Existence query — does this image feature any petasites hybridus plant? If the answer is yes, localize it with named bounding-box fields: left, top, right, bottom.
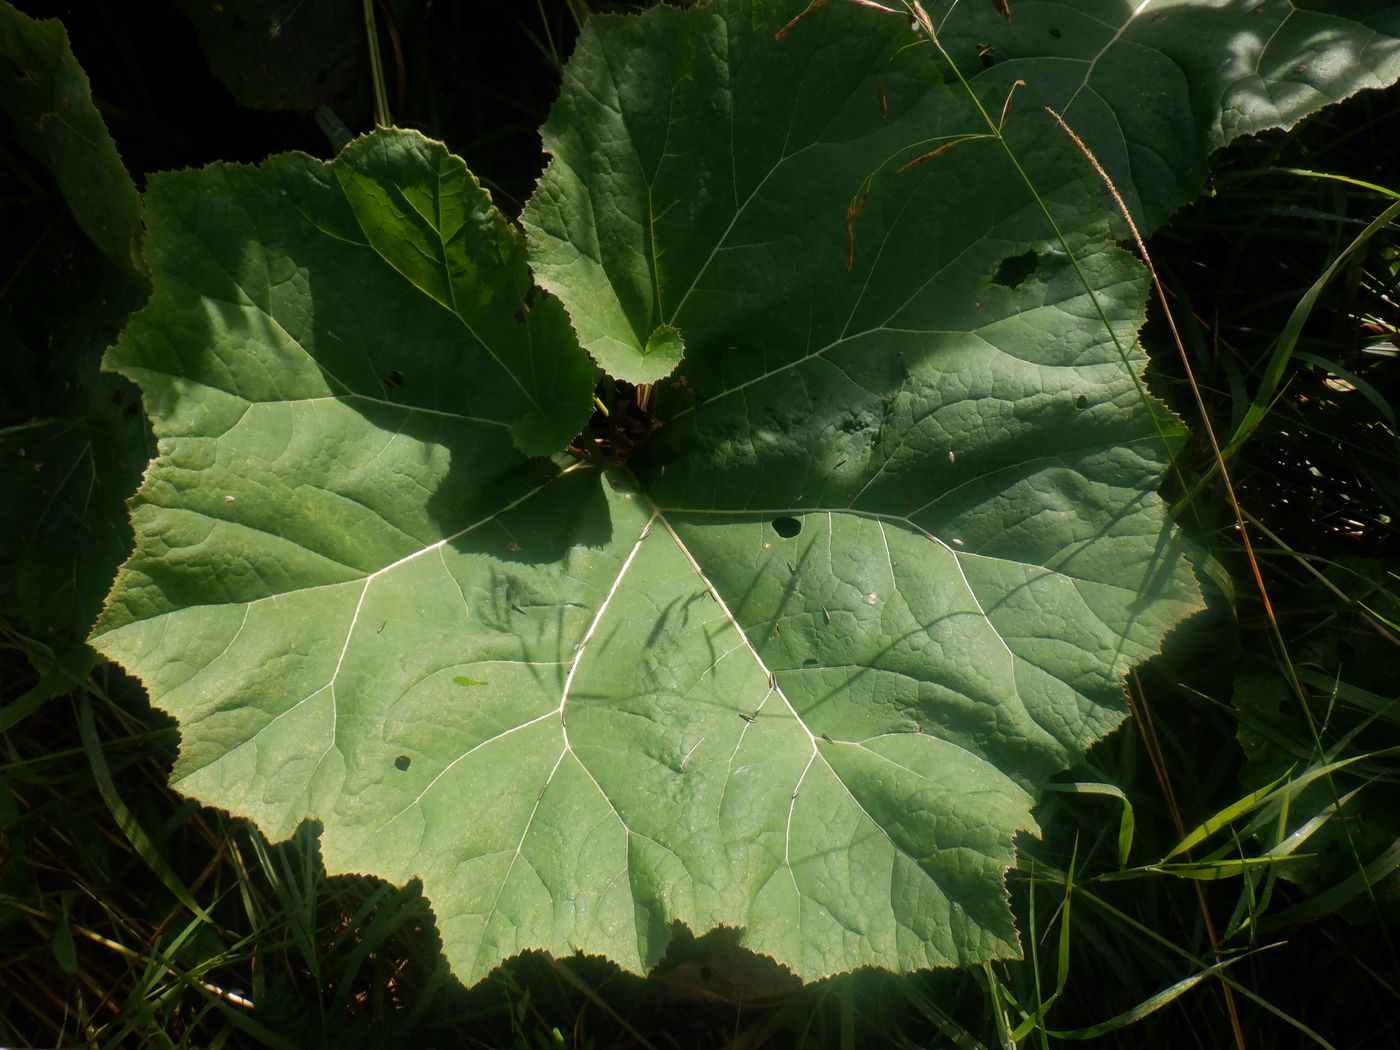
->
left=91, top=0, right=1400, bottom=986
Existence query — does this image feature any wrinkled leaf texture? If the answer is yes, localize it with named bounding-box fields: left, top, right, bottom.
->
left=92, top=0, right=1400, bottom=986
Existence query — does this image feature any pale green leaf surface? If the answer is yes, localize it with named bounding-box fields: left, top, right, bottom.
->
left=93, top=0, right=1399, bottom=988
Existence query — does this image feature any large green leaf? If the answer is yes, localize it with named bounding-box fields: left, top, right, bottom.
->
left=92, top=0, right=1400, bottom=987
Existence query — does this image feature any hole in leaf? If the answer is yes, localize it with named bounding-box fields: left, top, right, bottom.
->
left=1075, top=395, right=1089, bottom=411
left=394, top=755, right=411, bottom=771
left=992, top=250, right=1039, bottom=289
left=1049, top=27, right=1062, bottom=37
left=771, top=516, right=802, bottom=538
left=386, top=369, right=405, bottom=387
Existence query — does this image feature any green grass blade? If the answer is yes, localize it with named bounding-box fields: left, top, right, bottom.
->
left=1045, top=782, right=1135, bottom=868
left=75, top=695, right=218, bottom=926
left=1221, top=198, right=1400, bottom=458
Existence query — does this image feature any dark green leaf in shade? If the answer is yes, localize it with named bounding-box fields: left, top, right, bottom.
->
left=0, top=231, right=149, bottom=671
left=174, top=0, right=415, bottom=116
left=0, top=0, right=144, bottom=276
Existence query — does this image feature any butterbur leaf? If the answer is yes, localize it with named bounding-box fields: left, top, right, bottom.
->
left=93, top=0, right=1400, bottom=988
left=643, top=323, right=685, bottom=375
left=106, top=130, right=588, bottom=461
left=521, top=4, right=712, bottom=384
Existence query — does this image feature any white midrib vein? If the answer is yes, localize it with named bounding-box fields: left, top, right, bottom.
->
left=339, top=175, right=539, bottom=409
left=652, top=509, right=927, bottom=905
left=469, top=493, right=935, bottom=958
left=471, top=505, right=658, bottom=965
left=200, top=470, right=1013, bottom=964
left=222, top=468, right=587, bottom=775
left=1061, top=0, right=1154, bottom=116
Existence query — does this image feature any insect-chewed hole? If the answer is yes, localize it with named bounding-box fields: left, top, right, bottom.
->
left=1075, top=395, right=1089, bottom=411
left=771, top=516, right=802, bottom=538
left=992, top=249, right=1039, bottom=289
left=394, top=755, right=411, bottom=772
left=386, top=369, right=406, bottom=388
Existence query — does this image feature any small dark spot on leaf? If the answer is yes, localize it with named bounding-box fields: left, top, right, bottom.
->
left=394, top=755, right=411, bottom=771
left=110, top=389, right=124, bottom=405
left=771, top=516, right=802, bottom=538
left=1049, top=26, right=1062, bottom=37
left=1075, top=395, right=1089, bottom=411
left=992, top=250, right=1038, bottom=289
left=315, top=69, right=330, bottom=86
left=386, top=369, right=405, bottom=387
left=700, top=965, right=714, bottom=981
left=803, top=657, right=818, bottom=665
